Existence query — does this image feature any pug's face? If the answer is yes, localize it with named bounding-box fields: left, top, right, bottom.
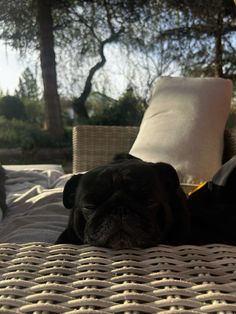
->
left=56, top=158, right=189, bottom=249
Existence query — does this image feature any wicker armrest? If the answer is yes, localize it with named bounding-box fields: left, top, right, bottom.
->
left=1, top=242, right=236, bottom=313
left=73, top=125, right=139, bottom=173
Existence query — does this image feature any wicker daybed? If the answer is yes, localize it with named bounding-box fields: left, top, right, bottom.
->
left=0, top=124, right=236, bottom=314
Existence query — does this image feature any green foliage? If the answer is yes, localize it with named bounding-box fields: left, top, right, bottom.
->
left=0, top=116, right=71, bottom=149
left=161, top=0, right=236, bottom=79
left=89, top=89, right=146, bottom=126
left=0, top=95, right=27, bottom=120
left=23, top=98, right=44, bottom=125
left=14, top=67, right=43, bottom=125
left=15, top=67, right=40, bottom=100
left=0, top=0, right=37, bottom=51
left=226, top=109, right=236, bottom=129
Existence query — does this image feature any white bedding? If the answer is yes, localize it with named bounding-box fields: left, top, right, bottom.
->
left=0, top=165, right=72, bottom=243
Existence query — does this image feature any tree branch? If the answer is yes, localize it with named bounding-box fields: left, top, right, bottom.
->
left=73, top=29, right=123, bottom=118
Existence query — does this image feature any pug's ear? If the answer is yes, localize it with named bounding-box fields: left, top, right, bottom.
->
left=152, top=162, right=180, bottom=195
left=153, top=162, right=190, bottom=243
left=63, top=174, right=83, bottom=209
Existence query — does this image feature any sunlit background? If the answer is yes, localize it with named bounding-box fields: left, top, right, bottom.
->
left=0, top=0, right=235, bottom=170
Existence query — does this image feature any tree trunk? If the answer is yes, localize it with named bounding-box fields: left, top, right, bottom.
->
left=73, top=32, right=122, bottom=121
left=36, top=0, right=64, bottom=139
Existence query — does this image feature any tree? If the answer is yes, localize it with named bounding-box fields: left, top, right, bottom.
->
left=89, top=88, right=146, bottom=126
left=0, top=0, right=234, bottom=129
left=15, top=67, right=39, bottom=100
left=0, top=0, right=148, bottom=127
left=15, top=67, right=43, bottom=124
left=0, top=96, right=26, bottom=120
left=36, top=0, right=64, bottom=138
left=155, top=0, right=236, bottom=79
left=58, top=0, right=235, bottom=108
left=56, top=0, right=153, bottom=121
left=15, top=67, right=43, bottom=126
left=0, top=0, right=64, bottom=138
left=72, top=28, right=123, bottom=121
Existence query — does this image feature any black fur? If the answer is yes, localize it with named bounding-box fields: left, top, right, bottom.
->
left=56, top=155, right=189, bottom=248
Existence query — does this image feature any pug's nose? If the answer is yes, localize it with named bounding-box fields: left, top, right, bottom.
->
left=115, top=206, right=129, bottom=222
left=116, top=206, right=127, bottom=214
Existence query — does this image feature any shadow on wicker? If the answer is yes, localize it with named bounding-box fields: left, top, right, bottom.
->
left=0, top=125, right=236, bottom=314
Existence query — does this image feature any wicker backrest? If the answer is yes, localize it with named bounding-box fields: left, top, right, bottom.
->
left=223, top=128, right=236, bottom=163
left=73, top=125, right=236, bottom=173
left=73, top=125, right=139, bottom=173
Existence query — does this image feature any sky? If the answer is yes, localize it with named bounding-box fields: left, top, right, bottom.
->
left=0, top=42, right=27, bottom=94
left=0, top=41, right=129, bottom=99
left=0, top=40, right=176, bottom=100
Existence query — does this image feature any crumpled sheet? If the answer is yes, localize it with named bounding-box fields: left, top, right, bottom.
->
left=0, top=166, right=72, bottom=243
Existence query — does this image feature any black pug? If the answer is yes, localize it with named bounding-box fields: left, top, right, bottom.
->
left=56, top=154, right=190, bottom=248
left=0, top=165, right=7, bottom=218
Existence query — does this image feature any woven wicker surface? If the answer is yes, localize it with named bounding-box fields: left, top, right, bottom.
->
left=73, top=126, right=236, bottom=173
left=73, top=125, right=139, bottom=173
left=223, top=128, right=236, bottom=163
left=1, top=242, right=236, bottom=313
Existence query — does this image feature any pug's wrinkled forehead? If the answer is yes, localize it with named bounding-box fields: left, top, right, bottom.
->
left=77, top=159, right=170, bottom=205
left=81, top=159, right=158, bottom=188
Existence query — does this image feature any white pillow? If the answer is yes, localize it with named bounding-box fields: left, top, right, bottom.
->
left=130, top=77, right=232, bottom=184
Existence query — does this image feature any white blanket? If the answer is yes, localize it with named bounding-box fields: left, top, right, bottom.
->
left=0, top=165, right=72, bottom=243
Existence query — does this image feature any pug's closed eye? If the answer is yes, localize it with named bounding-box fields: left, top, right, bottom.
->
left=82, top=205, right=96, bottom=218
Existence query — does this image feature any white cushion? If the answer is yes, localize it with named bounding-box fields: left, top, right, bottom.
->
left=130, top=77, right=232, bottom=184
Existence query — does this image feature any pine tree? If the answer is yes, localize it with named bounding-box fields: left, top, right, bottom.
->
left=15, top=67, right=39, bottom=100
